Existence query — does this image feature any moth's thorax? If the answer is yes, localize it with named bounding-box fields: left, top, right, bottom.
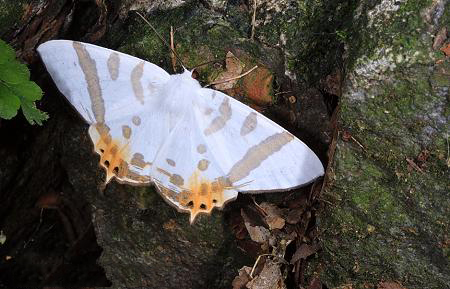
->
left=167, top=70, right=201, bottom=91
left=159, top=70, right=202, bottom=110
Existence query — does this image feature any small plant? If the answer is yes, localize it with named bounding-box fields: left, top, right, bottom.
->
left=0, top=39, right=48, bottom=125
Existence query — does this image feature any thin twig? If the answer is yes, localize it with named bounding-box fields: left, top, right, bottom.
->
left=317, top=197, right=334, bottom=206
left=136, top=11, right=186, bottom=69
left=350, top=135, right=366, bottom=152
left=406, top=158, right=424, bottom=173
left=170, top=26, right=177, bottom=72
left=251, top=0, right=257, bottom=40
left=23, top=208, right=44, bottom=249
left=250, top=254, right=272, bottom=278
left=205, top=65, right=258, bottom=87
left=274, top=90, right=292, bottom=95
left=446, top=133, right=450, bottom=168
left=250, top=196, right=268, bottom=216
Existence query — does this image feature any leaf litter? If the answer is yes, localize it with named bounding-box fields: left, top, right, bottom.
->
left=232, top=181, right=323, bottom=289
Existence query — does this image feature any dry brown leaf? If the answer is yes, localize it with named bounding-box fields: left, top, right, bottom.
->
left=307, top=277, right=322, bottom=289
left=417, top=149, right=430, bottom=163
left=232, top=266, right=252, bottom=289
left=286, top=209, right=304, bottom=224
left=213, top=51, right=244, bottom=90
left=242, top=67, right=274, bottom=105
left=290, top=244, right=319, bottom=264
left=260, top=203, right=286, bottom=230
left=377, top=281, right=408, bottom=289
left=247, top=260, right=287, bottom=289
left=441, top=43, right=450, bottom=57
left=245, top=224, right=270, bottom=243
left=341, top=130, right=352, bottom=142
left=433, top=27, right=448, bottom=50
left=265, top=215, right=285, bottom=230
left=242, top=209, right=270, bottom=243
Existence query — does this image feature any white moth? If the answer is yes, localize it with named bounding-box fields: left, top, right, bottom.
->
left=37, top=40, right=324, bottom=223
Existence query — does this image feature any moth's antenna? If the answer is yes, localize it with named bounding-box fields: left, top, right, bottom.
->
left=135, top=11, right=187, bottom=70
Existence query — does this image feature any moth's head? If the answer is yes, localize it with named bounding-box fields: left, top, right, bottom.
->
left=169, top=68, right=201, bottom=89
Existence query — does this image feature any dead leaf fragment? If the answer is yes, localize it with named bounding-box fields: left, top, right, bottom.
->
left=417, top=149, right=430, bottom=164
left=242, top=208, right=270, bottom=243
left=232, top=266, right=252, bottom=289
left=245, top=224, right=270, bottom=243
left=377, top=281, right=408, bottom=289
left=290, top=243, right=318, bottom=264
left=246, top=260, right=287, bottom=289
left=242, top=67, right=274, bottom=105
left=441, top=43, right=450, bottom=57
left=266, top=215, right=285, bottom=230
left=260, top=203, right=285, bottom=230
left=286, top=209, right=304, bottom=224
left=213, top=51, right=244, bottom=90
left=342, top=131, right=352, bottom=142
left=433, top=27, right=448, bottom=50
left=307, top=277, right=322, bottom=289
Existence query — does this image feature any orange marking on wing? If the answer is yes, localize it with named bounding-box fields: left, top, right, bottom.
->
left=89, top=123, right=133, bottom=183
left=176, top=170, right=233, bottom=223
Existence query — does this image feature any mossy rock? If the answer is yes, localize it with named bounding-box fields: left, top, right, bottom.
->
left=319, top=1, right=449, bottom=288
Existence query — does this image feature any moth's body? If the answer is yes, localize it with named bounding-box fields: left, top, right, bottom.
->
left=157, top=71, right=200, bottom=116
left=37, top=40, right=324, bottom=223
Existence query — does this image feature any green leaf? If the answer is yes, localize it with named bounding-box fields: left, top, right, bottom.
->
left=20, top=99, right=49, bottom=125
left=10, top=81, right=43, bottom=101
left=0, top=83, right=20, bottom=119
left=0, top=60, right=30, bottom=85
left=0, top=39, right=15, bottom=64
left=0, top=38, right=48, bottom=125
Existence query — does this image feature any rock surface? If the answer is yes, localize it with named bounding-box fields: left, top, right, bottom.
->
left=320, top=1, right=449, bottom=288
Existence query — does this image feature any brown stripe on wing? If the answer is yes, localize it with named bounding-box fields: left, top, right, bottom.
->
left=240, top=112, right=257, bottom=136
left=228, top=131, right=294, bottom=183
left=107, top=52, right=120, bottom=80
left=72, top=42, right=105, bottom=123
left=204, top=97, right=232, bottom=136
left=122, top=125, right=132, bottom=139
left=131, top=61, right=145, bottom=104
